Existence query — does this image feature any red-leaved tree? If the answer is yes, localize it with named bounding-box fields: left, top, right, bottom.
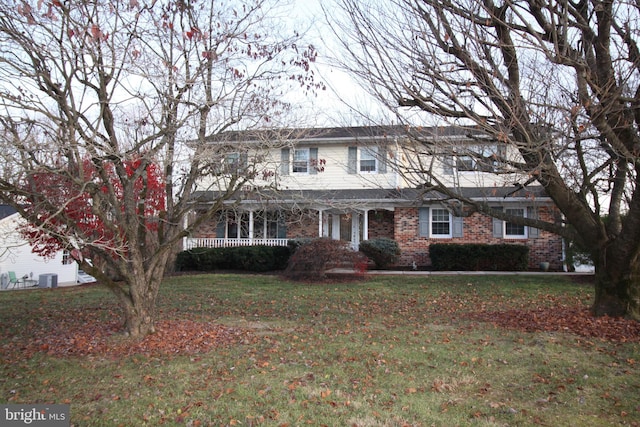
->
left=21, top=158, right=166, bottom=262
left=0, top=0, right=321, bottom=336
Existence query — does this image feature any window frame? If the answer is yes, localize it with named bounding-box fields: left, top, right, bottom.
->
left=430, top=207, right=452, bottom=238
left=419, top=206, right=463, bottom=238
left=359, top=146, right=378, bottom=173
left=292, top=148, right=309, bottom=174
left=504, top=207, right=527, bottom=238
left=224, top=152, right=241, bottom=173
left=455, top=144, right=502, bottom=173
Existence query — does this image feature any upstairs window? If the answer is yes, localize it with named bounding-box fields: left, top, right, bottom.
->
left=444, top=144, right=505, bottom=174
left=292, top=148, right=309, bottom=174
left=280, top=147, right=319, bottom=175
left=214, top=151, right=247, bottom=175
left=348, top=146, right=387, bottom=174
left=224, top=152, right=243, bottom=172
left=360, top=147, right=377, bottom=173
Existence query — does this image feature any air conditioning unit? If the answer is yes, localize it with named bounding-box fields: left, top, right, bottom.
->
left=38, top=274, right=58, bottom=288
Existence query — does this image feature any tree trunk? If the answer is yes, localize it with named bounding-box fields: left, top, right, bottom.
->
left=116, top=275, right=162, bottom=337
left=121, top=297, right=157, bottom=337
left=592, top=254, right=640, bottom=321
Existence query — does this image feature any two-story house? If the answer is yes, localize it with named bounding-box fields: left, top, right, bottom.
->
left=185, top=125, right=564, bottom=270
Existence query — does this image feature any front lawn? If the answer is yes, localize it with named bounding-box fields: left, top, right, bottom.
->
left=1, top=274, right=639, bottom=426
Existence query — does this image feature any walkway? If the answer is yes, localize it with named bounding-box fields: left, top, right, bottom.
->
left=327, top=268, right=594, bottom=277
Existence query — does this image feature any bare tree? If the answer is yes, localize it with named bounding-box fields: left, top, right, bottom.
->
left=0, top=0, right=320, bottom=336
left=329, top=0, right=640, bottom=319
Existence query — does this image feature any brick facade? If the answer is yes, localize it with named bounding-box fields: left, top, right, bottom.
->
left=392, top=207, right=564, bottom=271
left=285, top=211, right=319, bottom=239
left=367, top=210, right=394, bottom=239
left=193, top=206, right=564, bottom=271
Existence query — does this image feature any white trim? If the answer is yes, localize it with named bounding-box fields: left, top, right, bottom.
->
left=504, top=207, right=527, bottom=239
left=359, top=146, right=378, bottom=174
left=430, top=207, right=452, bottom=238
left=292, top=148, right=310, bottom=174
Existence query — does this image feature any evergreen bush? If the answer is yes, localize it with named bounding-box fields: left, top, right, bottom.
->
left=175, top=245, right=291, bottom=272
left=429, top=243, right=529, bottom=271
left=359, top=238, right=401, bottom=269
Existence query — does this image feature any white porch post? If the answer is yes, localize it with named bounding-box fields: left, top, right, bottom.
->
left=182, top=211, right=189, bottom=250
left=318, top=209, right=323, bottom=237
left=249, top=211, right=254, bottom=242
left=362, top=209, right=369, bottom=242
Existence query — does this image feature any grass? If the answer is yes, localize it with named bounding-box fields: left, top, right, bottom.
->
left=1, top=273, right=639, bottom=426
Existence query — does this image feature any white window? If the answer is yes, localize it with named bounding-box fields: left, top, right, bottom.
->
left=455, top=144, right=503, bottom=172
left=360, top=147, right=377, bottom=173
left=225, top=152, right=241, bottom=171
left=292, top=148, right=309, bottom=174
left=419, top=207, right=462, bottom=238
left=431, top=208, right=452, bottom=237
left=217, top=151, right=247, bottom=175
left=348, top=146, right=386, bottom=175
left=62, top=250, right=73, bottom=265
left=504, top=208, right=526, bottom=238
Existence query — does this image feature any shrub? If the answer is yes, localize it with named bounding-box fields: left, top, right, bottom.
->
left=175, top=245, right=291, bottom=272
left=359, top=238, right=401, bottom=269
left=283, top=238, right=367, bottom=281
left=287, top=238, right=314, bottom=254
left=429, top=243, right=529, bottom=271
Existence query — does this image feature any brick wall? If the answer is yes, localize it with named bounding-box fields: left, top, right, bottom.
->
left=393, top=206, right=564, bottom=271
left=190, top=211, right=221, bottom=238
left=285, top=211, right=318, bottom=239
left=367, top=210, right=394, bottom=239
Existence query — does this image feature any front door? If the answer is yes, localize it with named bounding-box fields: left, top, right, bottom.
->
left=327, top=212, right=362, bottom=249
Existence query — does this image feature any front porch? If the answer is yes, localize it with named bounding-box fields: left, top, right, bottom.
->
left=184, top=207, right=395, bottom=251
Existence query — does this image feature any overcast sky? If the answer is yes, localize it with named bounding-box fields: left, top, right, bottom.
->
left=283, top=0, right=384, bottom=127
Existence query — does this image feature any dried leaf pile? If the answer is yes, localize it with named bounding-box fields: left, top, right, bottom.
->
left=467, top=306, right=640, bottom=343
left=2, top=289, right=639, bottom=361
left=2, top=310, right=246, bottom=360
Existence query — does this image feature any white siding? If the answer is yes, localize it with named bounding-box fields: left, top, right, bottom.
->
left=276, top=144, right=397, bottom=190
left=0, top=214, right=78, bottom=285
left=197, top=135, right=529, bottom=192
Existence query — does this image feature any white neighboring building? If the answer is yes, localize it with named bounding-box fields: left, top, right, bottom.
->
left=0, top=206, right=80, bottom=287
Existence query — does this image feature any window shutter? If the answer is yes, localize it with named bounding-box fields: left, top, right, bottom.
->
left=527, top=206, right=539, bottom=238
left=419, top=207, right=430, bottom=238
left=442, top=155, right=454, bottom=175
left=378, top=146, right=387, bottom=174
left=280, top=148, right=290, bottom=176
left=452, top=215, right=464, bottom=237
left=492, top=207, right=503, bottom=238
left=216, top=216, right=226, bottom=238
left=309, top=147, right=318, bottom=175
left=240, top=153, right=248, bottom=171
left=348, top=146, right=357, bottom=174
left=277, top=213, right=287, bottom=238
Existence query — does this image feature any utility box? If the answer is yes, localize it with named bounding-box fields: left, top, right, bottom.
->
left=39, top=273, right=58, bottom=288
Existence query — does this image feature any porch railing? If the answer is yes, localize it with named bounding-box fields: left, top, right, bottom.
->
left=183, top=237, right=289, bottom=250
